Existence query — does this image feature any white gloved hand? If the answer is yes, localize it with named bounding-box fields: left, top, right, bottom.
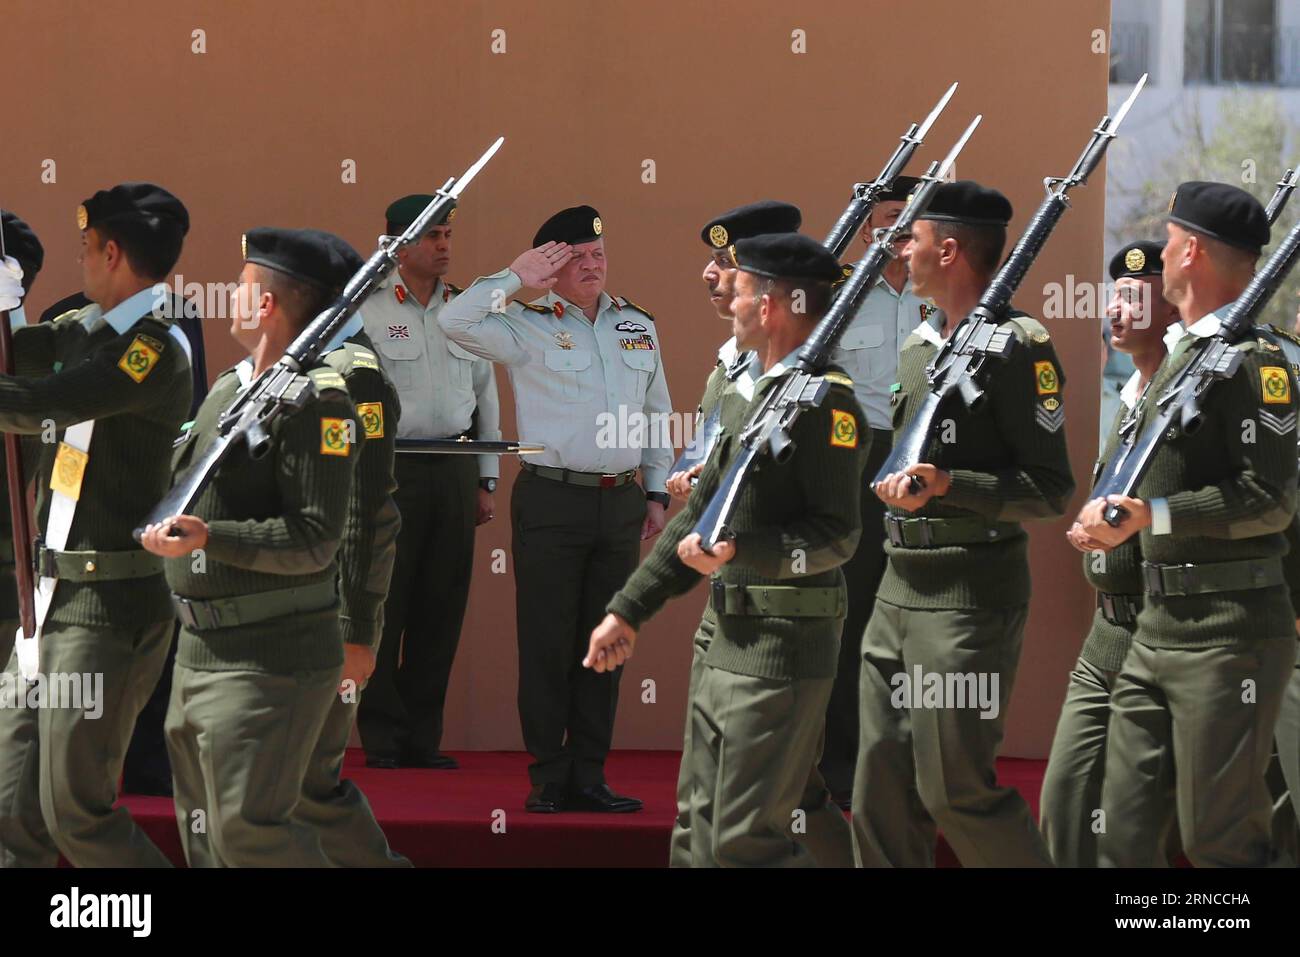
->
left=0, top=256, right=24, bottom=312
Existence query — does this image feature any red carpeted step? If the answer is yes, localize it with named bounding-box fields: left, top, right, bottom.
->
left=116, top=751, right=1049, bottom=867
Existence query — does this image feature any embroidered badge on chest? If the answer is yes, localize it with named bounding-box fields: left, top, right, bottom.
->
left=615, top=320, right=647, bottom=334
left=387, top=324, right=411, bottom=340
left=554, top=330, right=575, bottom=350
left=619, top=334, right=656, bottom=351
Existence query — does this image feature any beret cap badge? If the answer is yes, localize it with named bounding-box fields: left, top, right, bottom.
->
left=709, top=224, right=729, bottom=248
left=76, top=205, right=89, bottom=230
left=1124, top=248, right=1146, bottom=272
left=592, top=216, right=603, bottom=236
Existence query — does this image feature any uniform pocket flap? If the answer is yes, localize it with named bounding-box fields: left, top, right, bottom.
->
left=545, top=348, right=592, bottom=372
left=375, top=336, right=422, bottom=361
left=620, top=349, right=658, bottom=372
left=837, top=324, right=886, bottom=350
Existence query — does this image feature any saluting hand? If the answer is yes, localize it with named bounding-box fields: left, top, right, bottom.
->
left=873, top=464, right=949, bottom=512
left=140, top=515, right=209, bottom=557
left=584, top=613, right=637, bottom=673
left=510, top=241, right=573, bottom=289
left=677, top=532, right=735, bottom=574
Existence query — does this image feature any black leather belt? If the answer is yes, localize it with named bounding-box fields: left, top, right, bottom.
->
left=883, top=514, right=1019, bottom=549
left=1141, top=558, right=1285, bottom=597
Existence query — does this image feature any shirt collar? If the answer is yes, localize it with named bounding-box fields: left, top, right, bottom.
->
left=83, top=284, right=167, bottom=335
left=911, top=319, right=945, bottom=348
left=1119, top=369, right=1143, bottom=410
left=1162, top=309, right=1225, bottom=352
left=755, top=348, right=802, bottom=388
left=547, top=289, right=613, bottom=320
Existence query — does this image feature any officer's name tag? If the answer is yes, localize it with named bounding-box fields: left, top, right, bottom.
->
left=50, top=442, right=89, bottom=501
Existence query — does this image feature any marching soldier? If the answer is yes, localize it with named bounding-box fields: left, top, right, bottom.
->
left=1040, top=240, right=1181, bottom=866
left=862, top=181, right=1073, bottom=867
left=665, top=203, right=851, bottom=866
left=586, top=233, right=866, bottom=865
left=356, top=195, right=501, bottom=770
left=442, top=206, right=672, bottom=813
left=1079, top=182, right=1298, bottom=867
left=821, top=175, right=944, bottom=806
left=292, top=233, right=409, bottom=865
left=142, top=227, right=362, bottom=866
left=0, top=211, right=44, bottom=665
left=0, top=184, right=193, bottom=867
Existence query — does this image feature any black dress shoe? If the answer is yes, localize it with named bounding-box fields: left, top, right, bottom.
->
left=525, top=783, right=567, bottom=813
left=402, top=750, right=459, bottom=770
left=365, top=754, right=400, bottom=770
left=567, top=784, right=643, bottom=813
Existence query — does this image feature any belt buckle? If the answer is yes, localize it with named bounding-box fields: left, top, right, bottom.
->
left=1142, top=563, right=1164, bottom=596
left=885, top=515, right=905, bottom=548
left=710, top=578, right=726, bottom=613
left=915, top=517, right=934, bottom=548
left=173, top=597, right=198, bottom=630
left=599, top=474, right=618, bottom=488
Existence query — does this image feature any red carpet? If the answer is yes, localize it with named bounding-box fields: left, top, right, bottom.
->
left=118, top=751, right=1048, bottom=867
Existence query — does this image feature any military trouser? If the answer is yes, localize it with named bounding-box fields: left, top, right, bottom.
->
left=669, top=617, right=713, bottom=867
left=689, top=662, right=833, bottom=867
left=511, top=469, right=644, bottom=789
left=295, top=692, right=410, bottom=867
left=358, top=454, right=477, bottom=760
left=0, top=619, right=174, bottom=868
left=820, top=428, right=891, bottom=797
left=123, top=622, right=179, bottom=792
left=1100, top=637, right=1297, bottom=868
left=852, top=600, right=1051, bottom=867
left=166, top=662, right=340, bottom=867
left=1270, top=645, right=1300, bottom=862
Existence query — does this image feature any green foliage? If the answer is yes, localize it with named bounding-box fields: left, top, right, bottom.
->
left=1110, top=91, right=1300, bottom=331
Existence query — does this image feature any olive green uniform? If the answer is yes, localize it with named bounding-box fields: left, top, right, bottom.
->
left=0, top=296, right=191, bottom=868
left=292, top=332, right=409, bottom=866
left=610, top=360, right=867, bottom=866
left=1098, top=328, right=1299, bottom=868
left=668, top=343, right=854, bottom=867
left=852, top=315, right=1073, bottom=868
left=163, top=364, right=361, bottom=867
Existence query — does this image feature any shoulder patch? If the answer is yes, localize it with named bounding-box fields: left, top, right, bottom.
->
left=355, top=401, right=385, bottom=439
left=320, top=417, right=353, bottom=456
left=617, top=297, right=655, bottom=322
left=117, top=334, right=165, bottom=383
left=830, top=409, right=858, bottom=448
left=1034, top=360, right=1060, bottom=396
left=1261, top=365, right=1292, bottom=405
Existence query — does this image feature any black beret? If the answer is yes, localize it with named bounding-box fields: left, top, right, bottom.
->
left=701, top=201, right=802, bottom=249
left=385, top=193, right=456, bottom=233
left=732, top=233, right=842, bottom=283
left=242, top=227, right=351, bottom=290
left=1166, top=181, right=1269, bottom=253
left=78, top=182, right=189, bottom=236
left=1108, top=239, right=1165, bottom=281
left=919, top=180, right=1012, bottom=227
left=1, top=211, right=44, bottom=283
left=324, top=234, right=365, bottom=290
left=878, top=175, right=922, bottom=204
left=533, top=205, right=603, bottom=247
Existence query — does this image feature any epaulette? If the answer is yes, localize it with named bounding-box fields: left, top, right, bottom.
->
left=1256, top=335, right=1283, bottom=353
left=323, top=342, right=382, bottom=376
left=51, top=307, right=89, bottom=325
left=1007, top=313, right=1051, bottom=345
left=834, top=263, right=854, bottom=288
left=822, top=370, right=854, bottom=389
left=616, top=297, right=655, bottom=322
left=443, top=281, right=463, bottom=302
left=520, top=301, right=553, bottom=315
left=307, top=366, right=350, bottom=396
left=1265, top=323, right=1300, bottom=348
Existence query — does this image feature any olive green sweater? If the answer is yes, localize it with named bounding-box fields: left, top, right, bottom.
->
left=877, top=315, right=1075, bottom=611
left=608, top=368, right=868, bottom=680
left=0, top=306, right=191, bottom=629
left=167, top=366, right=361, bottom=673
left=322, top=330, right=401, bottom=648
left=1133, top=336, right=1298, bottom=648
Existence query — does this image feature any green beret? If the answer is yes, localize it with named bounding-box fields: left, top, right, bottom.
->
left=78, top=182, right=189, bottom=236
left=385, top=193, right=456, bottom=234
left=732, top=233, right=842, bottom=283
left=1166, top=181, right=1269, bottom=253
left=701, top=201, right=801, bottom=249
left=919, top=180, right=1012, bottom=227
left=533, top=205, right=603, bottom=247
left=1109, top=239, right=1164, bottom=281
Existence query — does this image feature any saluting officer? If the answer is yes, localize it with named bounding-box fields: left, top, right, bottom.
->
left=0, top=211, right=44, bottom=665
left=142, top=228, right=363, bottom=867
left=356, top=195, right=501, bottom=770
left=291, top=233, right=409, bottom=865
left=587, top=232, right=867, bottom=866
left=1079, top=183, right=1299, bottom=867
left=1040, top=240, right=1182, bottom=867
left=821, top=175, right=945, bottom=806
left=442, top=206, right=673, bottom=813
left=863, top=181, right=1074, bottom=868
left=0, top=184, right=193, bottom=868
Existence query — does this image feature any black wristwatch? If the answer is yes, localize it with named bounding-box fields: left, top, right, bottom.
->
left=479, top=478, right=497, bottom=493
left=646, top=491, right=670, bottom=508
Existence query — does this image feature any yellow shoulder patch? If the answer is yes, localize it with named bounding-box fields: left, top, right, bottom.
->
left=320, top=417, right=353, bottom=456
left=830, top=409, right=858, bottom=449
left=117, top=334, right=164, bottom=383
left=1261, top=366, right=1291, bottom=404
left=356, top=401, right=384, bottom=439
left=1034, top=360, right=1060, bottom=396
